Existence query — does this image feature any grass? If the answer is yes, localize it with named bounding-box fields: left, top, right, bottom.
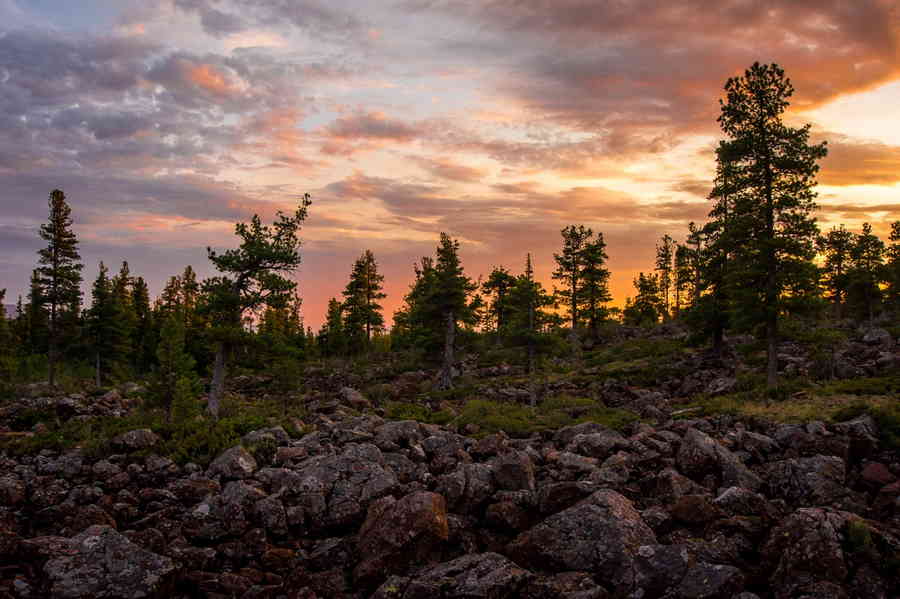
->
left=0, top=393, right=308, bottom=466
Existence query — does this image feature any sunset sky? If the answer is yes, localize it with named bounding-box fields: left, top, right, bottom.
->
left=1, top=0, right=899, bottom=328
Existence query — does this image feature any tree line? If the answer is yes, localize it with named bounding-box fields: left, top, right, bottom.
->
left=2, top=62, right=899, bottom=408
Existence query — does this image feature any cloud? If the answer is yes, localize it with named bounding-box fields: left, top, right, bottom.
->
left=819, top=134, right=900, bottom=186
left=408, top=156, right=488, bottom=182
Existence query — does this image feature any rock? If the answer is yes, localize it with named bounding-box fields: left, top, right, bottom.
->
left=676, top=562, right=745, bottom=599
left=111, top=428, right=161, bottom=451
left=385, top=552, right=531, bottom=599
left=862, top=327, right=892, bottom=347
left=492, top=450, right=536, bottom=492
left=566, top=428, right=628, bottom=459
left=340, top=386, right=372, bottom=409
left=861, top=462, right=897, bottom=488
left=508, top=489, right=656, bottom=594
left=0, top=475, right=26, bottom=506
left=555, top=422, right=617, bottom=446
left=762, top=508, right=851, bottom=598
left=670, top=494, right=723, bottom=525
left=705, top=376, right=737, bottom=396
left=354, top=491, right=450, bottom=587
left=207, top=445, right=258, bottom=480
left=677, top=428, right=761, bottom=491
left=632, top=544, right=691, bottom=598
left=764, top=455, right=847, bottom=506
left=523, top=571, right=609, bottom=598
left=41, top=525, right=176, bottom=598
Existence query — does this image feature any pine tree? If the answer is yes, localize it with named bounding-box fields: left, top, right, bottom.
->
left=342, top=250, right=386, bottom=350
left=132, top=276, right=154, bottom=373
left=552, top=225, right=592, bottom=332
left=578, top=233, right=612, bottom=338
left=847, top=222, right=885, bottom=323
left=433, top=233, right=477, bottom=389
left=24, top=270, right=49, bottom=356
left=0, top=289, right=14, bottom=381
left=507, top=254, right=554, bottom=374
left=36, top=189, right=83, bottom=386
left=886, top=222, right=900, bottom=314
left=203, top=195, right=310, bottom=418
left=319, top=298, right=347, bottom=357
left=673, top=243, right=692, bottom=317
left=623, top=273, right=663, bottom=327
left=655, top=234, right=675, bottom=320
left=86, top=262, right=129, bottom=386
left=482, top=266, right=516, bottom=339
left=816, top=225, right=855, bottom=319
left=151, top=313, right=199, bottom=420
left=111, top=261, right=137, bottom=370
left=716, top=63, right=827, bottom=388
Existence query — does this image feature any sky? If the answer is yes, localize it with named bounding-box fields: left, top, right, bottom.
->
left=1, top=0, right=899, bottom=328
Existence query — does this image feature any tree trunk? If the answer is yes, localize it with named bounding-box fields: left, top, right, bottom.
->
left=764, top=154, right=778, bottom=391
left=48, top=303, right=57, bottom=387
left=95, top=352, right=101, bottom=387
left=712, top=322, right=724, bottom=358
left=209, top=342, right=227, bottom=419
left=437, top=311, right=455, bottom=390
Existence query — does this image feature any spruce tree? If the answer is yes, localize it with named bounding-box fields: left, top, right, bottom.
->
left=111, top=261, right=137, bottom=370
left=552, top=225, right=592, bottom=332
left=132, top=277, right=154, bottom=373
left=204, top=195, right=310, bottom=418
left=86, top=262, right=129, bottom=386
left=152, top=313, right=199, bottom=420
left=25, top=270, right=49, bottom=356
left=342, top=249, right=386, bottom=350
left=886, top=222, right=900, bottom=314
left=482, top=266, right=516, bottom=339
left=36, top=189, right=83, bottom=386
left=716, top=63, right=827, bottom=388
left=655, top=234, right=675, bottom=320
left=507, top=253, right=554, bottom=374
left=0, top=289, right=14, bottom=381
left=816, top=225, right=854, bottom=319
left=578, top=233, right=612, bottom=338
left=433, top=233, right=477, bottom=390
left=623, top=273, right=663, bottom=327
left=848, top=222, right=885, bottom=323
left=319, top=298, right=347, bottom=357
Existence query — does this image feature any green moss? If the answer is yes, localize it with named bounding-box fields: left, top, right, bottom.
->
left=845, top=519, right=878, bottom=561
left=819, top=374, right=900, bottom=397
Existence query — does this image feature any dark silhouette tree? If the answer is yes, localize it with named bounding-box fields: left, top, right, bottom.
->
left=886, top=221, right=900, bottom=314
left=847, top=222, right=885, bottom=323
left=716, top=62, right=827, bottom=389
left=151, top=312, right=199, bottom=421
left=318, top=298, right=347, bottom=358
left=578, top=233, right=612, bottom=338
left=655, top=234, right=675, bottom=320
left=816, top=225, right=854, bottom=319
left=203, top=194, right=311, bottom=418
left=552, top=225, right=592, bottom=332
left=482, top=265, right=516, bottom=339
left=342, top=249, right=386, bottom=350
left=86, top=262, right=129, bottom=386
left=433, top=233, right=477, bottom=390
left=623, top=272, right=663, bottom=327
left=36, top=189, right=83, bottom=386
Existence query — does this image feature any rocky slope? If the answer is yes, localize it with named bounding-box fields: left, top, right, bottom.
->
left=2, top=399, right=900, bottom=598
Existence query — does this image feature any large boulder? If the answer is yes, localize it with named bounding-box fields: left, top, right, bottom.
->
left=40, top=525, right=176, bottom=598
left=279, top=442, right=398, bottom=532
left=764, top=455, right=847, bottom=506
left=677, top=428, right=761, bottom=491
left=354, top=491, right=450, bottom=587
left=111, top=428, right=161, bottom=451
left=508, top=489, right=656, bottom=593
left=762, top=508, right=852, bottom=599
left=376, top=553, right=531, bottom=599
left=206, top=445, right=258, bottom=480
left=492, top=450, right=536, bottom=492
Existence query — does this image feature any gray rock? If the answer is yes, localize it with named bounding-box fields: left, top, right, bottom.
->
left=566, top=428, right=629, bottom=459
left=42, top=525, right=176, bottom=598
left=492, top=450, right=536, bottom=492
left=388, top=552, right=531, bottom=598
left=676, top=562, right=745, bottom=598
left=111, top=429, right=161, bottom=451
left=508, top=489, right=655, bottom=593
left=764, top=455, right=847, bottom=506
left=354, top=491, right=449, bottom=587
left=207, top=445, right=258, bottom=480
left=862, top=327, right=892, bottom=347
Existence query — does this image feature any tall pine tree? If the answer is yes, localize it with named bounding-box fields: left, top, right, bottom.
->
left=342, top=249, right=386, bottom=350
left=552, top=225, right=592, bottom=332
left=36, top=189, right=83, bottom=386
left=716, top=63, right=827, bottom=388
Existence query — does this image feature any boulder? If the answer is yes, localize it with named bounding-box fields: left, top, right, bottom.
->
left=41, top=525, right=176, bottom=598
left=676, top=562, right=745, bottom=599
left=764, top=455, right=847, bottom=506
left=762, top=508, right=851, bottom=599
left=354, top=491, right=450, bottom=587
left=0, top=475, right=26, bottom=506
left=492, top=450, right=536, bottom=492
left=862, top=327, right=892, bottom=347
left=508, top=490, right=655, bottom=593
left=207, top=445, right=258, bottom=480
left=111, top=428, right=161, bottom=451
left=565, top=428, right=628, bottom=459
left=380, top=552, right=531, bottom=599
left=677, top=428, right=761, bottom=491
left=340, top=386, right=372, bottom=409
left=631, top=544, right=691, bottom=598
